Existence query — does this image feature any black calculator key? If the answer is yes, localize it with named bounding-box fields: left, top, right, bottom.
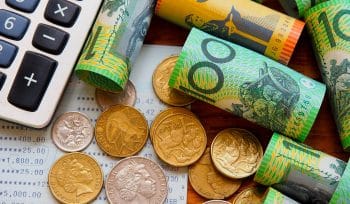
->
left=45, top=0, right=81, bottom=27
left=32, top=24, right=69, bottom=55
left=8, top=51, right=57, bottom=112
left=0, top=40, right=18, bottom=68
left=6, top=0, right=40, bottom=13
left=0, top=72, right=6, bottom=91
left=0, top=10, right=29, bottom=40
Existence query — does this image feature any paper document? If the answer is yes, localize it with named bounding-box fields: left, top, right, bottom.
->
left=0, top=45, right=187, bottom=204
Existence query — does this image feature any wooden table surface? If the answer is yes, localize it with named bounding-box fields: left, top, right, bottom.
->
left=144, top=1, right=350, bottom=203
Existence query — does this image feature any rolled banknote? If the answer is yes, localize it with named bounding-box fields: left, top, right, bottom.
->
left=254, top=133, right=347, bottom=203
left=305, top=0, right=350, bottom=151
left=75, top=0, right=155, bottom=92
left=279, top=0, right=328, bottom=18
left=155, top=0, right=305, bottom=65
left=262, top=188, right=300, bottom=204
left=169, top=28, right=326, bottom=141
left=330, top=158, right=350, bottom=204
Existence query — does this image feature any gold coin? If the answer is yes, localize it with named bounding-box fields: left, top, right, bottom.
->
left=152, top=55, right=195, bottom=106
left=211, top=128, right=263, bottom=179
left=48, top=152, right=103, bottom=204
left=232, top=186, right=265, bottom=204
left=95, top=105, right=148, bottom=157
left=150, top=107, right=195, bottom=142
left=152, top=108, right=206, bottom=167
left=189, top=148, right=242, bottom=200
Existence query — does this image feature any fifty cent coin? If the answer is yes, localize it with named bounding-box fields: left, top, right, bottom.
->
left=152, top=56, right=195, bottom=106
left=189, top=148, right=241, bottom=200
left=48, top=152, right=103, bottom=204
left=52, top=112, right=94, bottom=152
left=95, top=80, right=136, bottom=110
left=95, top=105, right=148, bottom=157
left=106, top=156, right=168, bottom=204
left=211, top=128, right=263, bottom=179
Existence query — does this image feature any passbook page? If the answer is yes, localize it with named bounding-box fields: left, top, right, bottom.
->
left=0, top=45, right=187, bottom=204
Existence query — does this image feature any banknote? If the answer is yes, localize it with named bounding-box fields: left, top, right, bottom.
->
left=305, top=0, right=350, bottom=151
left=279, top=0, right=328, bottom=18
left=75, top=0, right=155, bottom=92
left=330, top=158, right=350, bottom=204
left=262, top=188, right=300, bottom=204
left=254, top=133, right=347, bottom=203
left=169, top=28, right=326, bottom=141
left=155, top=0, right=304, bottom=64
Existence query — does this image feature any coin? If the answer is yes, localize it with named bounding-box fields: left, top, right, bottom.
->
left=106, top=156, right=167, bottom=204
left=152, top=55, right=195, bottom=106
left=95, top=105, right=148, bottom=157
left=189, top=148, right=241, bottom=200
left=152, top=108, right=207, bottom=167
left=51, top=112, right=94, bottom=152
left=48, top=152, right=103, bottom=204
left=211, top=128, right=263, bottom=179
left=203, top=200, right=231, bottom=204
left=150, top=107, right=195, bottom=142
left=95, top=80, right=136, bottom=110
left=232, top=187, right=265, bottom=204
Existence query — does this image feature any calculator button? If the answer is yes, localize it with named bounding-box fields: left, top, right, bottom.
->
left=32, top=24, right=69, bottom=55
left=8, top=51, right=57, bottom=111
left=0, top=72, right=6, bottom=91
left=0, top=10, right=29, bottom=40
left=0, top=40, right=18, bottom=68
left=6, top=0, right=40, bottom=13
left=44, top=0, right=81, bottom=27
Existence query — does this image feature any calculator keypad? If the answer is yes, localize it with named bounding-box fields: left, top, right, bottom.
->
left=33, top=24, right=69, bottom=55
left=0, top=40, right=17, bottom=67
left=0, top=10, right=30, bottom=40
left=6, top=0, right=40, bottom=13
left=8, top=51, right=57, bottom=112
left=0, top=72, right=6, bottom=91
left=45, top=0, right=81, bottom=27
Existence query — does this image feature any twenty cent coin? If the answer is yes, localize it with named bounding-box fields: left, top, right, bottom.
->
left=152, top=56, right=195, bottom=106
left=51, top=112, right=94, bottom=152
left=211, top=128, right=263, bottom=179
left=106, top=156, right=168, bottom=204
left=232, top=187, right=265, bottom=204
left=203, top=200, right=231, bottom=204
left=48, top=152, right=103, bottom=204
left=152, top=108, right=207, bottom=167
left=189, top=148, right=242, bottom=200
left=95, top=105, right=148, bottom=157
left=95, top=80, right=136, bottom=110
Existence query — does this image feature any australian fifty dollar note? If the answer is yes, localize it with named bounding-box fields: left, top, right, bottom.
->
left=169, top=28, right=326, bottom=141
left=305, top=0, right=350, bottom=151
left=155, top=0, right=304, bottom=65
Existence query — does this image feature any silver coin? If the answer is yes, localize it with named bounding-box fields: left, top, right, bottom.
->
left=51, top=112, right=94, bottom=152
left=203, top=200, right=231, bottom=204
left=106, top=156, right=168, bottom=204
left=95, top=80, right=137, bottom=110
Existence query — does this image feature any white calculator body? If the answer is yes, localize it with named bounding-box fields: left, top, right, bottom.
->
left=0, top=0, right=103, bottom=128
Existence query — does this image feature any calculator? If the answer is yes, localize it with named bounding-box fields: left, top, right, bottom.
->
left=0, top=0, right=103, bottom=128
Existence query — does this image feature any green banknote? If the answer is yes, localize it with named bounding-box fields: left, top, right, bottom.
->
left=169, top=28, right=326, bottom=141
left=262, top=188, right=300, bottom=204
left=305, top=0, right=350, bottom=151
left=254, top=133, right=347, bottom=203
left=330, top=158, right=350, bottom=204
left=75, top=0, right=155, bottom=92
left=279, top=0, right=328, bottom=18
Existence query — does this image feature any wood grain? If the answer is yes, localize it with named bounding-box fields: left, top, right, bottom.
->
left=144, top=0, right=350, bottom=203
